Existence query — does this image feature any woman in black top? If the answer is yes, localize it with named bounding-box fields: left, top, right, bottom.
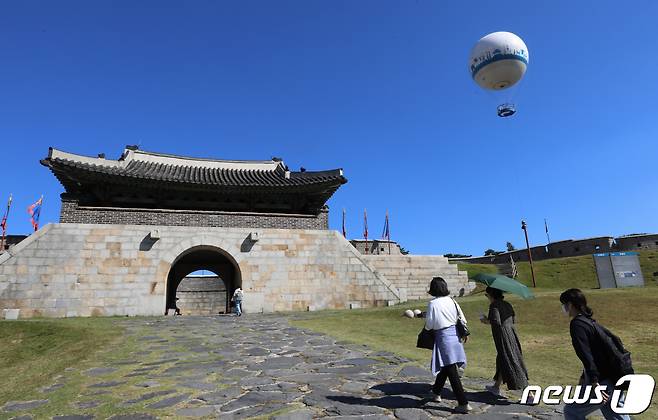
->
left=560, top=288, right=630, bottom=420
left=480, top=287, right=530, bottom=398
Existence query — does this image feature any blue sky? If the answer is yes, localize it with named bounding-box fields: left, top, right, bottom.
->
left=1, top=1, right=657, bottom=255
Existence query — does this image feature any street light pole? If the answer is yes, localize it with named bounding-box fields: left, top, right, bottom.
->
left=521, top=220, right=537, bottom=288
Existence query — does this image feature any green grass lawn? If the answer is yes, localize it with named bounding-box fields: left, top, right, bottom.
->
left=0, top=318, right=125, bottom=407
left=292, top=287, right=658, bottom=418
left=460, top=249, right=658, bottom=291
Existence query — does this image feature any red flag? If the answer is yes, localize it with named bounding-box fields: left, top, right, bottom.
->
left=27, top=196, right=43, bottom=232
left=342, top=208, right=347, bottom=238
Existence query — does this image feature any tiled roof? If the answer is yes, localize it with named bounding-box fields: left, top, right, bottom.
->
left=42, top=147, right=346, bottom=190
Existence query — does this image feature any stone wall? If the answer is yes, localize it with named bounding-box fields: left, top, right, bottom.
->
left=453, top=235, right=653, bottom=265
left=364, top=255, right=472, bottom=301
left=350, top=240, right=402, bottom=255
left=547, top=237, right=615, bottom=258
left=60, top=199, right=329, bottom=230
left=0, top=224, right=407, bottom=317
left=615, top=234, right=658, bottom=251
left=176, top=276, right=227, bottom=315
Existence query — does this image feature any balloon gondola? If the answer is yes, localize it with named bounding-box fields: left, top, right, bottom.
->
left=469, top=32, right=529, bottom=117
left=497, top=103, right=516, bottom=118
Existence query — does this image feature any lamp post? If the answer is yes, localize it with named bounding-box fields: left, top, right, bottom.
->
left=521, top=220, right=537, bottom=288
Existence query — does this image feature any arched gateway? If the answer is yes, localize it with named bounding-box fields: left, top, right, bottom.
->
left=166, top=246, right=241, bottom=315
left=0, top=146, right=472, bottom=319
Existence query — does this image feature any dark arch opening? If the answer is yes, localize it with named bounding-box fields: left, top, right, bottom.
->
left=165, top=246, right=241, bottom=315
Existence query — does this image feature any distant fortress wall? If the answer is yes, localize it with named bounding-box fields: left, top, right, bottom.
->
left=453, top=234, right=658, bottom=264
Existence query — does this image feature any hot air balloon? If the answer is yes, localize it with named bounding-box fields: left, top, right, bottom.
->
left=469, top=32, right=529, bottom=117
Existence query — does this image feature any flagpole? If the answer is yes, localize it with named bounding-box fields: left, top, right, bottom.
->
left=364, top=209, right=368, bottom=254
left=521, top=220, right=537, bottom=288
left=386, top=210, right=391, bottom=255
left=342, top=208, right=347, bottom=238
left=38, top=195, right=43, bottom=231
left=544, top=218, right=551, bottom=244
left=0, top=193, right=12, bottom=253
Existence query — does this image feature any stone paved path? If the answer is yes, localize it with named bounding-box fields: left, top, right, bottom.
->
left=2, top=315, right=565, bottom=419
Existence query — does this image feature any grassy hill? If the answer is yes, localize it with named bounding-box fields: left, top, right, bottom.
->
left=459, top=249, right=658, bottom=291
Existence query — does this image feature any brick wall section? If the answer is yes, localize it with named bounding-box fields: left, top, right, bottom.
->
left=60, top=199, right=329, bottom=230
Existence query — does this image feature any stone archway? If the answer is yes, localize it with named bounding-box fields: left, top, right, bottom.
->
left=165, top=246, right=242, bottom=315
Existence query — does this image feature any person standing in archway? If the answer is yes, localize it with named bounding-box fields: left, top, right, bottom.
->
left=232, top=287, right=244, bottom=316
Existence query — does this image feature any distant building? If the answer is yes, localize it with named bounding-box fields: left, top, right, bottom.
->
left=1, top=235, right=28, bottom=253
left=451, top=233, right=658, bottom=264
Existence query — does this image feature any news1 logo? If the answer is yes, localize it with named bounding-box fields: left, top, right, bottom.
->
left=521, top=374, right=655, bottom=414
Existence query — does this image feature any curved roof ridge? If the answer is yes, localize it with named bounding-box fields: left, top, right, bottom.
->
left=128, top=148, right=282, bottom=172
left=130, top=147, right=279, bottom=166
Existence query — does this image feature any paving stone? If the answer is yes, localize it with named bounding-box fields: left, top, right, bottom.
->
left=85, top=367, right=117, bottom=377
left=220, top=391, right=292, bottom=412
left=255, top=356, right=303, bottom=370
left=40, top=383, right=65, bottom=393
left=239, top=376, right=275, bottom=386
left=397, top=366, right=429, bottom=378
left=88, top=381, right=125, bottom=388
left=146, top=393, right=191, bottom=409
left=107, top=415, right=159, bottom=420
left=197, top=388, right=243, bottom=405
left=179, top=381, right=216, bottom=391
left=72, top=401, right=103, bottom=409
left=324, top=401, right=390, bottom=416
left=324, top=416, right=393, bottom=420
left=174, top=406, right=217, bottom=417
left=142, top=358, right=179, bottom=366
left=230, top=403, right=290, bottom=418
left=340, top=381, right=370, bottom=394
left=317, top=365, right=375, bottom=375
left=124, top=390, right=176, bottom=405
left=271, top=408, right=316, bottom=420
left=256, top=382, right=300, bottom=392
left=9, top=416, right=33, bottom=420
left=135, top=381, right=160, bottom=388
left=302, top=389, right=349, bottom=410
left=245, top=347, right=270, bottom=356
left=2, top=400, right=49, bottom=412
left=339, top=357, right=380, bottom=366
left=393, top=408, right=434, bottom=420
left=224, top=368, right=255, bottom=378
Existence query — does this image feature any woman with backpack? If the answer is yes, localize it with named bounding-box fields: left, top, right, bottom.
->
left=560, top=288, right=631, bottom=420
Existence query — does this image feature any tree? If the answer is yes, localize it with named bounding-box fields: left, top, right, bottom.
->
left=484, top=248, right=504, bottom=256
left=399, top=246, right=410, bottom=255
left=506, top=242, right=516, bottom=252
